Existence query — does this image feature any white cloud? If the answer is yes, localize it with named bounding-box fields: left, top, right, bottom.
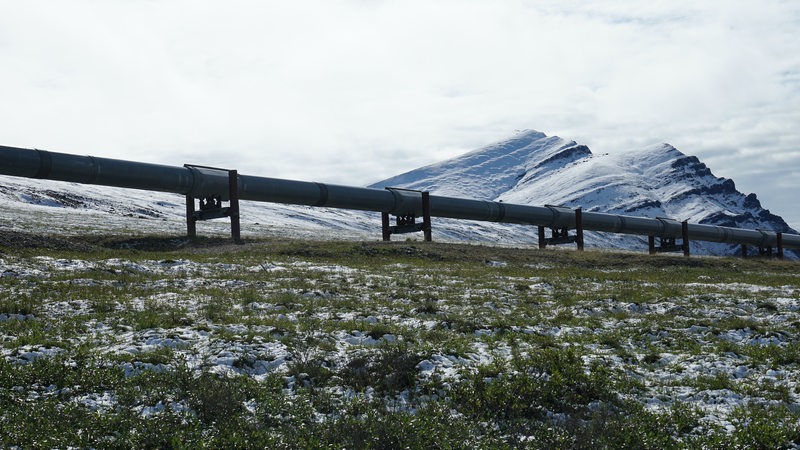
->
left=0, top=0, right=798, bottom=228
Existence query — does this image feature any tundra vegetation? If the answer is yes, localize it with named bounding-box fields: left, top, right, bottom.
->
left=1, top=232, right=799, bottom=449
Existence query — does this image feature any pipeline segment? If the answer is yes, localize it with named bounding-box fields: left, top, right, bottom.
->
left=1, top=144, right=798, bottom=251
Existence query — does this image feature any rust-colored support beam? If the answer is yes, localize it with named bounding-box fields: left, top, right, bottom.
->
left=682, top=221, right=690, bottom=257
left=777, top=232, right=784, bottom=259
left=538, top=226, right=546, bottom=249
left=186, top=195, right=197, bottom=238
left=229, top=170, right=241, bottom=243
left=741, top=244, right=747, bottom=258
left=421, top=191, right=432, bottom=242
left=381, top=212, right=391, bottom=241
left=648, top=236, right=656, bottom=255
left=575, top=207, right=584, bottom=251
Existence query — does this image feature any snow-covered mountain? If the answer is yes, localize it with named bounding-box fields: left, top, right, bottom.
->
left=372, top=130, right=796, bottom=256
left=0, top=129, right=794, bottom=257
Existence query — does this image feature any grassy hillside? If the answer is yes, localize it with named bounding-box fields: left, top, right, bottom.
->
left=1, top=232, right=799, bottom=448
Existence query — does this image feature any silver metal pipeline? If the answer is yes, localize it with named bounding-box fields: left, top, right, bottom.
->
left=1, top=144, right=798, bottom=251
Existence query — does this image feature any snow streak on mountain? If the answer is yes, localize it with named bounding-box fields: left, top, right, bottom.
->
left=372, top=130, right=796, bottom=256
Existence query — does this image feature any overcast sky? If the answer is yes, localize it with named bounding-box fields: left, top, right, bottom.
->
left=1, top=1, right=798, bottom=228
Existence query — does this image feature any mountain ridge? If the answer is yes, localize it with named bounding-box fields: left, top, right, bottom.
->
left=371, top=130, right=796, bottom=256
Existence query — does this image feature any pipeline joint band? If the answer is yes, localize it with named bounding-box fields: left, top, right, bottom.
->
left=494, top=202, right=506, bottom=222
left=314, top=183, right=329, bottom=207
left=34, top=149, right=52, bottom=179
left=87, top=156, right=99, bottom=184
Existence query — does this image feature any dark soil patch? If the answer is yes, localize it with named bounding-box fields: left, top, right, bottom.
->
left=0, top=230, right=93, bottom=252
left=95, top=235, right=244, bottom=252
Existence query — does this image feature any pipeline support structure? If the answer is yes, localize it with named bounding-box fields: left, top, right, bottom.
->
left=0, top=144, right=798, bottom=257
left=381, top=188, right=432, bottom=242
left=184, top=165, right=241, bottom=243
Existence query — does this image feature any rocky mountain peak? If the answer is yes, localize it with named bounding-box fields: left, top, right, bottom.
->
left=372, top=130, right=796, bottom=256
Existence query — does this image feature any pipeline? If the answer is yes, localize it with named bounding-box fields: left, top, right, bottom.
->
left=1, top=144, right=798, bottom=251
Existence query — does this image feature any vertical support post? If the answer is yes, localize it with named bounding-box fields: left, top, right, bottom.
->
left=228, top=170, right=241, bottom=243
left=381, top=212, right=391, bottom=241
left=538, top=226, right=546, bottom=249
left=777, top=232, right=784, bottom=259
left=648, top=236, right=656, bottom=255
left=681, top=221, right=690, bottom=257
left=575, top=207, right=584, bottom=251
left=186, top=195, right=196, bottom=238
left=421, top=191, right=432, bottom=242
left=741, top=244, right=747, bottom=258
